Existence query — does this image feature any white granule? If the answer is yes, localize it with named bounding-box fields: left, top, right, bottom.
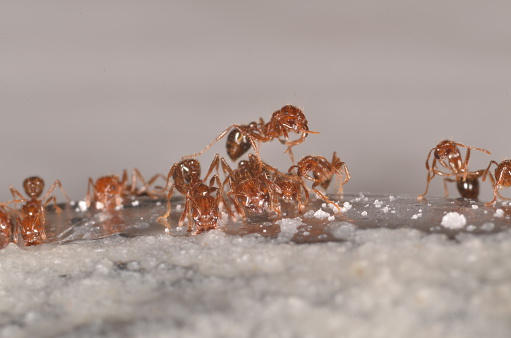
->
left=411, top=213, right=422, bottom=219
left=382, top=206, right=390, bottom=213
left=78, top=200, right=88, bottom=212
left=131, top=200, right=140, bottom=207
left=156, top=201, right=161, bottom=206
left=374, top=200, right=382, bottom=208
left=327, top=215, right=335, bottom=221
left=466, top=225, right=476, bottom=232
left=472, top=205, right=479, bottom=210
left=95, top=201, right=105, bottom=210
left=176, top=204, right=182, bottom=211
left=340, top=202, right=352, bottom=213
left=361, top=211, right=368, bottom=217
left=494, top=209, right=504, bottom=217
left=314, top=209, right=331, bottom=220
left=441, top=212, right=466, bottom=229
left=114, top=204, right=124, bottom=211
left=303, top=210, right=315, bottom=218
left=389, top=195, right=395, bottom=201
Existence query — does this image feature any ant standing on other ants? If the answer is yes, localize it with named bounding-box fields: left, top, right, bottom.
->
left=417, top=140, right=491, bottom=200
left=288, top=152, right=351, bottom=212
left=86, top=169, right=166, bottom=210
left=482, top=159, right=511, bottom=206
left=221, top=153, right=283, bottom=219
left=9, top=176, right=71, bottom=246
left=183, top=105, right=319, bottom=163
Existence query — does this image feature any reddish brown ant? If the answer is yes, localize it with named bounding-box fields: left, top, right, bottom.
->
left=9, top=176, right=71, bottom=246
left=158, top=155, right=230, bottom=234
left=288, top=152, right=351, bottom=211
left=184, top=105, right=319, bottom=163
left=86, top=169, right=166, bottom=210
left=482, top=160, right=511, bottom=205
left=221, top=154, right=283, bottom=219
left=264, top=168, right=309, bottom=214
left=0, top=204, right=15, bottom=249
left=417, top=140, right=491, bottom=200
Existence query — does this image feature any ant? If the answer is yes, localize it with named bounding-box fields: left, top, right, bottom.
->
left=482, top=160, right=511, bottom=205
left=9, top=176, right=71, bottom=246
left=221, top=153, right=283, bottom=219
left=184, top=105, right=319, bottom=163
left=158, top=155, right=229, bottom=234
left=0, top=204, right=15, bottom=249
left=86, top=169, right=166, bottom=210
left=264, top=167, right=309, bottom=214
left=288, top=152, right=351, bottom=211
left=417, top=140, right=491, bottom=200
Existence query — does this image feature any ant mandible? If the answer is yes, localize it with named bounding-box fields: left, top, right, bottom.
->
left=86, top=169, right=166, bottom=210
left=288, top=152, right=351, bottom=211
left=482, top=160, right=511, bottom=205
left=221, top=153, right=283, bottom=219
left=417, top=140, right=491, bottom=200
left=9, top=176, right=71, bottom=246
left=183, top=105, right=319, bottom=163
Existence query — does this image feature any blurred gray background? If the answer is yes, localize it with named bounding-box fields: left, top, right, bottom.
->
left=1, top=0, right=510, bottom=202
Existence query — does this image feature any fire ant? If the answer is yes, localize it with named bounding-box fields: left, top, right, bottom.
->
left=288, top=152, right=351, bottom=211
left=86, top=169, right=166, bottom=210
left=482, top=160, right=511, bottom=205
left=0, top=204, right=15, bottom=249
left=184, top=105, right=319, bottom=163
left=221, top=154, right=283, bottom=219
left=264, top=168, right=309, bottom=214
left=158, top=155, right=229, bottom=234
left=9, top=176, right=71, bottom=246
left=417, top=140, right=491, bottom=200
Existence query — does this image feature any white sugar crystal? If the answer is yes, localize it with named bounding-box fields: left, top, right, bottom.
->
left=77, top=200, right=88, bottom=212
left=494, top=209, right=504, bottom=217
left=389, top=195, right=395, bottom=201
left=466, top=225, right=476, bottom=232
left=314, top=209, right=331, bottom=220
left=411, top=213, right=422, bottom=219
left=441, top=212, right=466, bottom=229
left=131, top=200, right=140, bottom=207
left=95, top=201, right=104, bottom=210
left=374, top=200, right=383, bottom=208
left=361, top=211, right=368, bottom=217
left=472, top=205, right=479, bottom=210
left=327, top=215, right=335, bottom=221
left=382, top=207, right=390, bottom=213
left=303, top=210, right=315, bottom=218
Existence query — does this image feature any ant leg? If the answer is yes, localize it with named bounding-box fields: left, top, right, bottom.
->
left=42, top=180, right=71, bottom=205
left=443, top=178, right=455, bottom=197
left=157, top=185, right=176, bottom=228
left=182, top=125, right=244, bottom=159
left=9, top=186, right=25, bottom=201
left=204, top=154, right=221, bottom=181
left=85, top=178, right=96, bottom=209
left=417, top=171, right=435, bottom=201
left=312, top=186, right=342, bottom=211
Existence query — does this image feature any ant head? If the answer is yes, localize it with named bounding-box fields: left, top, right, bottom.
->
left=23, top=176, right=45, bottom=198
left=434, top=140, right=456, bottom=159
